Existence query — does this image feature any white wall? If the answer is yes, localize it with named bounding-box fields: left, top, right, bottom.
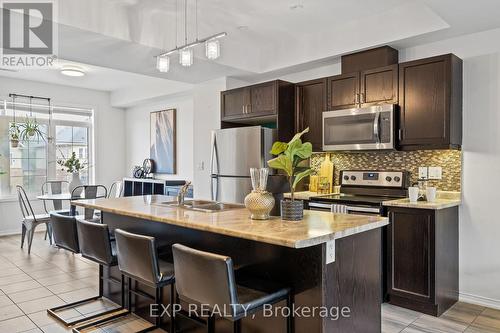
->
left=0, top=76, right=126, bottom=235
left=192, top=78, right=227, bottom=200
left=124, top=93, right=194, bottom=182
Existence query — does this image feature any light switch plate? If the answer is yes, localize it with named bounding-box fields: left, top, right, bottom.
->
left=419, top=167, right=428, bottom=179
left=197, top=161, right=204, bottom=171
left=428, top=167, right=442, bottom=180
left=326, top=240, right=335, bottom=264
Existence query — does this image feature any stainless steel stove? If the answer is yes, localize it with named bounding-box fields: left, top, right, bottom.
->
left=309, top=170, right=409, bottom=216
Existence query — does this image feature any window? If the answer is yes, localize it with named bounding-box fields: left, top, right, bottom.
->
left=0, top=98, right=93, bottom=197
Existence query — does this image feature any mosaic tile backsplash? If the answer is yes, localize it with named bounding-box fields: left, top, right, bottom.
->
left=310, top=150, right=462, bottom=191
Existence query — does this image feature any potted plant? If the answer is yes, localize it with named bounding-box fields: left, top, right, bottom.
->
left=58, top=152, right=86, bottom=194
left=19, top=116, right=45, bottom=142
left=267, top=128, right=313, bottom=221
left=9, top=123, right=21, bottom=148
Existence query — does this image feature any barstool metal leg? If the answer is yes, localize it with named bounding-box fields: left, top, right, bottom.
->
left=286, top=293, right=294, bottom=333
left=233, top=319, right=242, bottom=333
left=170, top=283, right=176, bottom=333
left=207, top=315, right=215, bottom=333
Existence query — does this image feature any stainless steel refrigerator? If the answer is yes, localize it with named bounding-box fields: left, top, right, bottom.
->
left=210, top=126, right=287, bottom=205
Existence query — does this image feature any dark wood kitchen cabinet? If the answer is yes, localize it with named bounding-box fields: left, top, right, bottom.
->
left=387, top=206, right=458, bottom=316
left=295, top=78, right=327, bottom=151
left=398, top=54, right=463, bottom=150
left=221, top=80, right=295, bottom=141
left=326, top=65, right=398, bottom=110
left=360, top=64, right=398, bottom=106
left=326, top=72, right=360, bottom=110
left=221, top=80, right=293, bottom=121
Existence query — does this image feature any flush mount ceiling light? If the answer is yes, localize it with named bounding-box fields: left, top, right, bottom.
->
left=155, top=0, right=227, bottom=72
left=60, top=66, right=85, bottom=77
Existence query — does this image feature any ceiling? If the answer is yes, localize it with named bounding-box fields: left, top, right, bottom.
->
left=2, top=0, right=500, bottom=98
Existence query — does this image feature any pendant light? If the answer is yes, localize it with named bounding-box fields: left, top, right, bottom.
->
left=179, top=0, right=193, bottom=67
left=155, top=0, right=227, bottom=72
left=205, top=38, right=220, bottom=60
left=156, top=55, right=170, bottom=72
left=179, top=48, right=193, bottom=66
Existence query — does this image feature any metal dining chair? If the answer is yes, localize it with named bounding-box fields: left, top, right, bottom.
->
left=108, top=181, right=123, bottom=198
left=41, top=180, right=70, bottom=241
left=70, top=185, right=107, bottom=220
left=16, top=185, right=52, bottom=254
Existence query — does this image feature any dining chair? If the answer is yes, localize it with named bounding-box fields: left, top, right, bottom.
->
left=71, top=185, right=107, bottom=220
left=16, top=185, right=52, bottom=254
left=41, top=180, right=70, bottom=241
left=108, top=181, right=123, bottom=198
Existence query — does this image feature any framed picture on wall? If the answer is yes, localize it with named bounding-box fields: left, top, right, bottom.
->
left=150, top=109, right=176, bottom=174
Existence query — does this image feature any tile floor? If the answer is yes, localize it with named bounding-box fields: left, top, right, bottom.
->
left=0, top=232, right=499, bottom=333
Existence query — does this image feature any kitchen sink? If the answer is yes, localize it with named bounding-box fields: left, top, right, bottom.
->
left=153, top=200, right=243, bottom=212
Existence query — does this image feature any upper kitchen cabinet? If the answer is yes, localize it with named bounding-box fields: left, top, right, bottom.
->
left=327, top=47, right=399, bottom=111
left=221, top=88, right=249, bottom=119
left=221, top=80, right=295, bottom=141
left=296, top=78, right=327, bottom=151
left=398, top=54, right=463, bottom=150
left=360, top=64, right=398, bottom=106
left=326, top=72, right=360, bottom=110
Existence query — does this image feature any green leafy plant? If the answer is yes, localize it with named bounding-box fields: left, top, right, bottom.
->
left=267, top=128, right=313, bottom=201
left=57, top=152, right=85, bottom=173
left=19, top=117, right=45, bottom=142
left=9, top=123, right=20, bottom=140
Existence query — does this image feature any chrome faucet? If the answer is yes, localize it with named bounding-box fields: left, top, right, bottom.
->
left=177, top=181, right=192, bottom=205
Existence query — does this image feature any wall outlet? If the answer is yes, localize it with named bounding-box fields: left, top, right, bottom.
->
left=428, top=166, right=442, bottom=180
left=197, top=161, right=205, bottom=171
left=418, top=167, right=429, bottom=179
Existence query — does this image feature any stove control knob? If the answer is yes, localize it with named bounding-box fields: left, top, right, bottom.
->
left=350, top=175, right=357, bottom=181
left=394, top=176, right=401, bottom=182
left=343, top=175, right=349, bottom=181
left=386, top=176, right=392, bottom=182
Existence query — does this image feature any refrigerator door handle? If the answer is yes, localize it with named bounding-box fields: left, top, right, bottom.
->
left=210, top=131, right=219, bottom=201
left=210, top=175, right=219, bottom=201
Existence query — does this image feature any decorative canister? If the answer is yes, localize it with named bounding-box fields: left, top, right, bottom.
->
left=280, top=199, right=304, bottom=221
left=244, top=168, right=275, bottom=220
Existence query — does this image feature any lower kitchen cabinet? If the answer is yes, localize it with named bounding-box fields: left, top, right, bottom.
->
left=387, top=206, right=458, bottom=316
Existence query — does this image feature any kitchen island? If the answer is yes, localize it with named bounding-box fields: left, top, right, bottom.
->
left=73, top=195, right=388, bottom=333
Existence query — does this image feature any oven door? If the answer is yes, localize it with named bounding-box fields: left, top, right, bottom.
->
left=323, top=104, right=394, bottom=151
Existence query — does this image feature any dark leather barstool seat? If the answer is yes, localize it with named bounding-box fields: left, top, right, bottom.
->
left=47, top=213, right=126, bottom=329
left=172, top=243, right=294, bottom=333
left=114, top=229, right=176, bottom=333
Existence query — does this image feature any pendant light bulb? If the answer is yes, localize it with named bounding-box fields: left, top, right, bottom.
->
left=156, top=56, right=170, bottom=72
left=179, top=47, right=193, bottom=67
left=205, top=39, right=220, bottom=60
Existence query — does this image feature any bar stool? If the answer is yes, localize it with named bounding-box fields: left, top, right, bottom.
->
left=113, top=229, right=176, bottom=333
left=47, top=213, right=124, bottom=328
left=172, top=243, right=294, bottom=333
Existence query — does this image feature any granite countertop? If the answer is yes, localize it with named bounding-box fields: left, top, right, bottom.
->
left=382, top=198, right=461, bottom=210
left=72, top=195, right=388, bottom=249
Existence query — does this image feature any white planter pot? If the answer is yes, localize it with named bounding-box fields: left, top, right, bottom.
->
left=69, top=172, right=83, bottom=196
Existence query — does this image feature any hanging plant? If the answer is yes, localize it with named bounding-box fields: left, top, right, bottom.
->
left=9, top=123, right=21, bottom=148
left=19, top=116, right=45, bottom=142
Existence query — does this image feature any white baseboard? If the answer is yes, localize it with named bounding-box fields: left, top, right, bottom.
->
left=460, top=292, right=500, bottom=310
left=0, top=227, right=46, bottom=237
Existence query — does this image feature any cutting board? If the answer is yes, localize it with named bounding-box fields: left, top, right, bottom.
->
left=318, top=153, right=334, bottom=193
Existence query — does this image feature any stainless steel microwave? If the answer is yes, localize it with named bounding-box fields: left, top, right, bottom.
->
left=322, top=104, right=395, bottom=151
